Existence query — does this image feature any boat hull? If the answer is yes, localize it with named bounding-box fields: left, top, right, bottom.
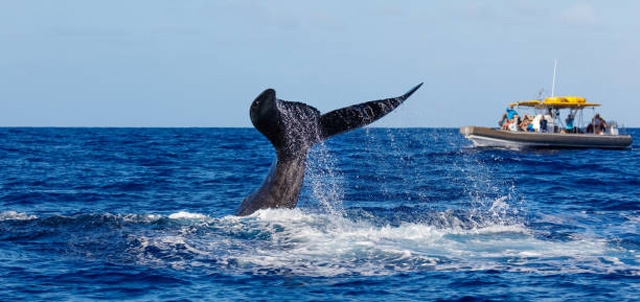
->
left=460, top=126, right=632, bottom=150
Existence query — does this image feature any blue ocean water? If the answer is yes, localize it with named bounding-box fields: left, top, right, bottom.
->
left=1, top=127, right=639, bottom=301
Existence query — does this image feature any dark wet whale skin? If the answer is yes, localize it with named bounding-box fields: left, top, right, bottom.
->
left=236, top=83, right=423, bottom=216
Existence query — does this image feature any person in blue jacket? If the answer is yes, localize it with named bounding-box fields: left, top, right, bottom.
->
left=507, top=106, right=518, bottom=120
left=500, top=106, right=519, bottom=130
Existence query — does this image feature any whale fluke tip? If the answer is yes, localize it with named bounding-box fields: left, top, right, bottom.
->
left=403, top=82, right=424, bottom=99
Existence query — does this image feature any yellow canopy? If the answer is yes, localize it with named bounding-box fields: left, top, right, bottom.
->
left=509, top=96, right=601, bottom=109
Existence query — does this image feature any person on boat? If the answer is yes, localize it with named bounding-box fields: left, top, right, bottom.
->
left=532, top=114, right=542, bottom=132
left=499, top=113, right=509, bottom=130
left=564, top=112, right=576, bottom=134
left=501, top=106, right=517, bottom=128
left=506, top=106, right=518, bottom=120
left=592, top=113, right=607, bottom=134
left=509, top=113, right=520, bottom=131
left=540, top=117, right=548, bottom=132
left=518, top=115, right=527, bottom=131
left=527, top=117, right=535, bottom=132
left=543, top=109, right=554, bottom=133
left=520, top=114, right=534, bottom=132
left=501, top=106, right=518, bottom=130
left=500, top=113, right=510, bottom=130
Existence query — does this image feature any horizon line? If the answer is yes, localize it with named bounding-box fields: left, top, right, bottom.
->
left=0, top=126, right=470, bottom=129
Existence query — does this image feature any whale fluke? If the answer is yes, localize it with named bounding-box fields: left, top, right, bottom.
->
left=236, top=83, right=423, bottom=216
left=320, top=82, right=423, bottom=139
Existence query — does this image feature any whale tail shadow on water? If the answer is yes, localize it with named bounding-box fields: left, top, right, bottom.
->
left=236, top=83, right=424, bottom=216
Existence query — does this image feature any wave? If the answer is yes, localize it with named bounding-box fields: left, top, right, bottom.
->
left=2, top=207, right=638, bottom=277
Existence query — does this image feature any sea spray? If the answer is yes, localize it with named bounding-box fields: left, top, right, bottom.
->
left=301, top=141, right=345, bottom=215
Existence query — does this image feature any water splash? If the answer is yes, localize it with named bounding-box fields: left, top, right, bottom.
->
left=302, top=142, right=345, bottom=215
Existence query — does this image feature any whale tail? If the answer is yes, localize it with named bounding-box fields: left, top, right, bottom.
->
left=239, top=83, right=423, bottom=216
left=250, top=83, right=424, bottom=157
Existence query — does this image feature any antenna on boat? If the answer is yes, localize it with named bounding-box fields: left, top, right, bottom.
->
left=551, top=59, right=557, bottom=97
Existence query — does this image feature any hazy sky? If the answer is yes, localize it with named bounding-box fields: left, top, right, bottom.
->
left=1, top=1, right=639, bottom=127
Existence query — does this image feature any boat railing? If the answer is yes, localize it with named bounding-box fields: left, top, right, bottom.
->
left=501, top=120, right=627, bottom=136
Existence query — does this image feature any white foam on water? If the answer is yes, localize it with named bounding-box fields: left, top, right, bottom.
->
left=124, top=209, right=638, bottom=277
left=0, top=211, right=37, bottom=221
left=121, top=213, right=163, bottom=223
left=168, top=211, right=209, bottom=220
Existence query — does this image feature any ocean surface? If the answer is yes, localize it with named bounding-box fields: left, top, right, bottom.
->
left=1, top=127, right=639, bottom=301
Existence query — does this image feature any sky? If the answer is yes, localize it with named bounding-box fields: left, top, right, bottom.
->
left=1, top=0, right=639, bottom=127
